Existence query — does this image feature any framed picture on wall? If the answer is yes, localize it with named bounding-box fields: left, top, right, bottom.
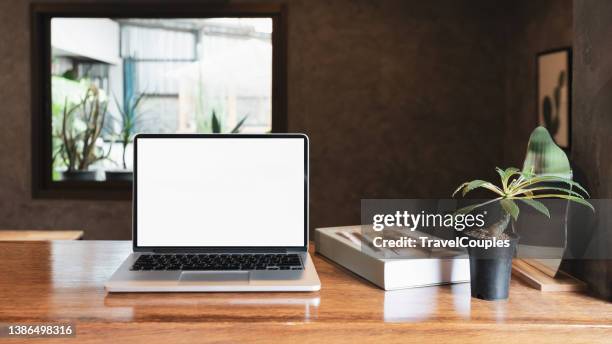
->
left=537, top=47, right=572, bottom=150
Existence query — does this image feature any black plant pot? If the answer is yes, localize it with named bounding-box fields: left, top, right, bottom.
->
left=105, top=170, right=133, bottom=182
left=60, top=170, right=97, bottom=181
left=466, top=232, right=519, bottom=301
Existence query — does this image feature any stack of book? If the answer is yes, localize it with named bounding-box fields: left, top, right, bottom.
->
left=315, top=225, right=470, bottom=290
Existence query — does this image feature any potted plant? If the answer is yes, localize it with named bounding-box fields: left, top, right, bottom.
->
left=56, top=85, right=110, bottom=181
left=452, top=166, right=593, bottom=300
left=105, top=93, right=146, bottom=181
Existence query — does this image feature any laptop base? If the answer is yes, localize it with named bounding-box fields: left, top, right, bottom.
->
left=105, top=252, right=321, bottom=292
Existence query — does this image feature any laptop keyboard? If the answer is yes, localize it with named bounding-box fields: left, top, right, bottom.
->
left=130, top=253, right=304, bottom=271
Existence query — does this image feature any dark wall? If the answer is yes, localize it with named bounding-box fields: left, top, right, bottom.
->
left=289, top=0, right=507, bottom=230
left=502, top=0, right=611, bottom=300
left=0, top=1, right=132, bottom=239
left=0, top=0, right=507, bottom=239
left=502, top=0, right=573, bottom=166
left=569, top=0, right=612, bottom=301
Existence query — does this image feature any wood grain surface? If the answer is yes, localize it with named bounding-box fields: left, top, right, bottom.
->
left=0, top=230, right=83, bottom=241
left=0, top=241, right=609, bottom=343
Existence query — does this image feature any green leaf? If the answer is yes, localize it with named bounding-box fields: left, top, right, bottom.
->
left=132, top=92, right=146, bottom=111
left=521, top=167, right=536, bottom=179
left=500, top=199, right=519, bottom=221
left=503, top=167, right=520, bottom=178
left=508, top=174, right=525, bottom=189
left=518, top=199, right=550, bottom=218
left=457, top=179, right=504, bottom=197
left=496, top=167, right=520, bottom=191
left=211, top=111, right=221, bottom=133
left=463, top=180, right=489, bottom=195
left=516, top=175, right=590, bottom=197
left=481, top=183, right=506, bottom=196
left=519, top=194, right=595, bottom=212
left=512, top=186, right=586, bottom=199
left=230, top=115, right=248, bottom=133
left=452, top=182, right=468, bottom=197
left=495, top=167, right=505, bottom=179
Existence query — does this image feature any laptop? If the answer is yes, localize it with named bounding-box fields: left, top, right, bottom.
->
left=105, top=133, right=321, bottom=292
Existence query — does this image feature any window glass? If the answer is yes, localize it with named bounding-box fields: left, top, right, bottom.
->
left=50, top=17, right=273, bottom=181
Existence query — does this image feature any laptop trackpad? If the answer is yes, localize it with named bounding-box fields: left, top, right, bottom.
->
left=179, top=271, right=249, bottom=284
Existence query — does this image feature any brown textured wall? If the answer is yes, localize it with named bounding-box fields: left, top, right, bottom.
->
left=568, top=0, right=612, bottom=301
left=289, top=0, right=507, bottom=230
left=502, top=0, right=573, bottom=166
left=502, top=0, right=611, bottom=300
left=0, top=0, right=132, bottom=239
left=0, top=0, right=507, bottom=239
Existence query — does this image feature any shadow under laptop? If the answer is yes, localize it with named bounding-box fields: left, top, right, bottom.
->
left=103, top=292, right=321, bottom=322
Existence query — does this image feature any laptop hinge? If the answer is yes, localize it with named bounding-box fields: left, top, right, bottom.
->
left=286, top=247, right=308, bottom=253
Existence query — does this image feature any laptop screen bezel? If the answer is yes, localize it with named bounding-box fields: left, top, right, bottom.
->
left=132, top=133, right=309, bottom=252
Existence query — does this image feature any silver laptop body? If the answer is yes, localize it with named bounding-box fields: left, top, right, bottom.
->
left=105, top=134, right=320, bottom=292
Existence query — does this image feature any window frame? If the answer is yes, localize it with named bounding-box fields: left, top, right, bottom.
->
left=31, top=2, right=288, bottom=200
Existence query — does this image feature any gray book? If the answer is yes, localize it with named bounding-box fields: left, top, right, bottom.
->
left=315, top=225, right=470, bottom=290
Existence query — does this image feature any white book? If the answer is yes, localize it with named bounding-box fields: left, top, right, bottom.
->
left=315, top=225, right=470, bottom=290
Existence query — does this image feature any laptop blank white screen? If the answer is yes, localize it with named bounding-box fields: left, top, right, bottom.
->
left=136, top=137, right=305, bottom=247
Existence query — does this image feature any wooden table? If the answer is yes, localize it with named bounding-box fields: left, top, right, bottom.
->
left=0, top=230, right=84, bottom=241
left=0, top=241, right=609, bottom=343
